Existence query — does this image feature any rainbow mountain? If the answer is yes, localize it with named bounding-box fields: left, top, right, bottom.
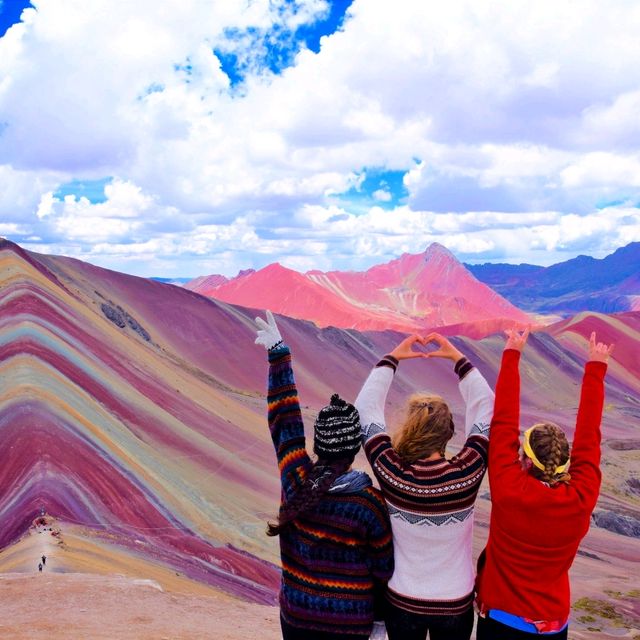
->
left=0, top=238, right=639, bottom=637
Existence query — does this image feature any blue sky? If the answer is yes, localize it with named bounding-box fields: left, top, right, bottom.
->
left=0, top=1, right=32, bottom=38
left=215, top=0, right=353, bottom=86
left=1, top=0, right=640, bottom=277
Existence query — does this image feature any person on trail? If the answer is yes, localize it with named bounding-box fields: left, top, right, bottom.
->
left=355, top=333, right=494, bottom=640
left=255, top=311, right=394, bottom=640
left=42, top=554, right=46, bottom=565
left=475, top=329, right=613, bottom=640
left=38, top=563, right=42, bottom=572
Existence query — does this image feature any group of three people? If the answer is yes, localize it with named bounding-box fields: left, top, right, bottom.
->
left=254, top=311, right=612, bottom=640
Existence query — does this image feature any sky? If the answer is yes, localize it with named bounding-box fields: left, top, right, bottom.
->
left=1, top=0, right=640, bottom=278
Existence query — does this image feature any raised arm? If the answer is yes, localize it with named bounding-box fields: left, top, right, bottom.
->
left=569, top=332, right=612, bottom=510
left=355, top=334, right=426, bottom=451
left=256, top=311, right=311, bottom=500
left=487, top=328, right=530, bottom=493
left=425, top=333, right=494, bottom=441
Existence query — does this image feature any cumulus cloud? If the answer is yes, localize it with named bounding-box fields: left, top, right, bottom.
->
left=1, top=0, right=640, bottom=275
left=0, top=164, right=62, bottom=222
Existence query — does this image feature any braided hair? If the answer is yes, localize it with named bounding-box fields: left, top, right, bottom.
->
left=266, top=457, right=353, bottom=537
left=528, top=422, right=571, bottom=486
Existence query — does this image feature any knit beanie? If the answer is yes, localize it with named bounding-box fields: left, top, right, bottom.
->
left=313, top=394, right=362, bottom=461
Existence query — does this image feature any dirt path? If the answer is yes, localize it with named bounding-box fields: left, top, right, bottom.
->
left=0, top=516, right=281, bottom=639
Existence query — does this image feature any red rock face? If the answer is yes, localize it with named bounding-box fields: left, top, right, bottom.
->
left=186, top=243, right=531, bottom=338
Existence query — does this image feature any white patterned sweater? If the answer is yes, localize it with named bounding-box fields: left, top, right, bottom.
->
left=354, top=357, right=494, bottom=614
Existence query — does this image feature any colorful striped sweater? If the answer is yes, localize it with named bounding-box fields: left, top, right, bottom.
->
left=267, top=345, right=394, bottom=635
left=355, top=355, right=494, bottom=615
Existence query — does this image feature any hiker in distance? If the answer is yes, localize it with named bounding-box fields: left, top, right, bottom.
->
left=355, top=332, right=494, bottom=640
left=255, top=310, right=394, bottom=640
left=475, top=329, right=613, bottom=639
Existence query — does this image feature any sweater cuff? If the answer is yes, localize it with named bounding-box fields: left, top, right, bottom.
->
left=454, top=356, right=474, bottom=380
left=267, top=343, right=290, bottom=362
left=376, top=354, right=399, bottom=372
left=503, top=349, right=521, bottom=362
left=585, top=360, right=608, bottom=377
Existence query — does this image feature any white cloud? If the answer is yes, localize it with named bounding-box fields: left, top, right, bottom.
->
left=0, top=222, right=28, bottom=235
left=36, top=191, right=55, bottom=219
left=372, top=189, right=392, bottom=202
left=578, top=90, right=640, bottom=149
left=2, top=0, right=640, bottom=274
left=561, top=153, right=640, bottom=189
left=0, top=165, right=61, bottom=221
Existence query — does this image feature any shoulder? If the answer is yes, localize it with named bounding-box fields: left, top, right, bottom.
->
left=362, top=484, right=385, bottom=500
left=459, top=435, right=490, bottom=460
left=358, top=485, right=390, bottom=516
left=447, top=438, right=489, bottom=467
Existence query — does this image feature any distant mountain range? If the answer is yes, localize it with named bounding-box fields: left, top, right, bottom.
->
left=184, top=242, right=640, bottom=329
left=467, top=242, right=640, bottom=315
left=184, top=243, right=530, bottom=338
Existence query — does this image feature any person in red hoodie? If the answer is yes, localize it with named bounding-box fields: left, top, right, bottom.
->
left=475, top=328, right=613, bottom=639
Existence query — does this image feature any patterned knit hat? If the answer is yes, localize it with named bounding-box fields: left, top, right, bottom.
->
left=313, top=394, right=362, bottom=461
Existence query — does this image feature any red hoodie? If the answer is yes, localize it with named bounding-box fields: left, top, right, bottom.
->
left=476, top=349, right=607, bottom=622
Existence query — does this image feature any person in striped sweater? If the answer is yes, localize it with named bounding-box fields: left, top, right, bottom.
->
left=355, top=332, right=495, bottom=640
left=255, top=311, right=394, bottom=640
left=475, top=328, right=613, bottom=639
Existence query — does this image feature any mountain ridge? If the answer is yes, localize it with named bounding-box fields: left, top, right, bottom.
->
left=185, top=242, right=530, bottom=337
left=467, top=242, right=640, bottom=315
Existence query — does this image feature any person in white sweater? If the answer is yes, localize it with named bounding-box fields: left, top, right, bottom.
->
left=355, top=333, right=494, bottom=640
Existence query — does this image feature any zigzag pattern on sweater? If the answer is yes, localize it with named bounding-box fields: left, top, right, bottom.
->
left=470, top=421, right=491, bottom=437
left=387, top=504, right=474, bottom=526
left=362, top=421, right=385, bottom=442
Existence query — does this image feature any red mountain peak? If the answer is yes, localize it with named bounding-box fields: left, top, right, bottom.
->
left=184, top=246, right=531, bottom=337
left=185, top=274, right=229, bottom=292
left=423, top=242, right=457, bottom=261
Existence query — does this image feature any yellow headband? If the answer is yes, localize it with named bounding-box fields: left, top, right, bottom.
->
left=523, top=426, right=570, bottom=475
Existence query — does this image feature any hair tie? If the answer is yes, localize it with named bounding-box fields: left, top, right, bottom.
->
left=523, top=426, right=570, bottom=474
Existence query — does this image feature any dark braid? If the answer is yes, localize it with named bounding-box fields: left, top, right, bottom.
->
left=529, top=422, right=571, bottom=486
left=266, top=457, right=353, bottom=536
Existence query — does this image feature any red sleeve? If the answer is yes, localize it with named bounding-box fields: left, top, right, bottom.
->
left=569, top=361, right=606, bottom=511
left=488, top=350, right=527, bottom=496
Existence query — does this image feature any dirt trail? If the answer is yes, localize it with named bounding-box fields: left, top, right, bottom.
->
left=0, top=516, right=280, bottom=639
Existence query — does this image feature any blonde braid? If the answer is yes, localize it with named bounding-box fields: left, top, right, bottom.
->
left=529, top=423, right=571, bottom=486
